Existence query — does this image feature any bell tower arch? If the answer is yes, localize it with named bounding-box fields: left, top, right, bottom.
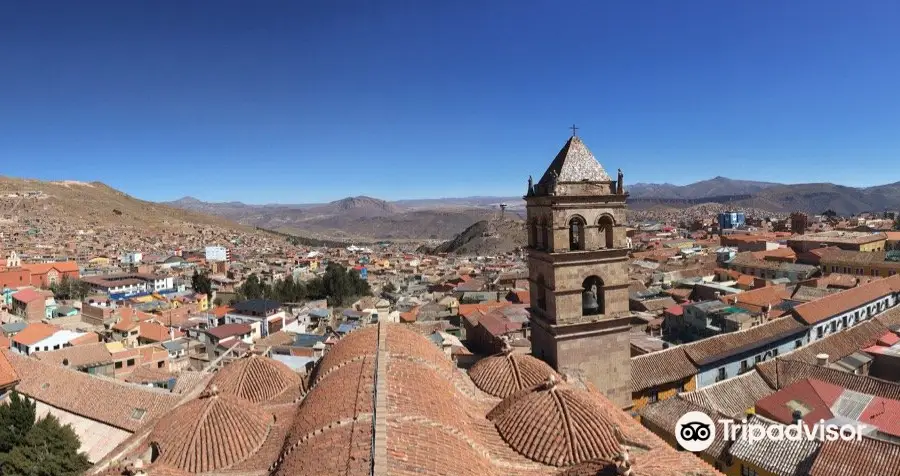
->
left=525, top=131, right=632, bottom=408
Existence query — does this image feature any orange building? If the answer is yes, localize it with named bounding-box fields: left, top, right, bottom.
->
left=0, top=267, right=31, bottom=289
left=21, top=261, right=80, bottom=288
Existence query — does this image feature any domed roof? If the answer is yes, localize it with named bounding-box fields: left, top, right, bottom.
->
left=468, top=349, right=559, bottom=398
left=149, top=388, right=273, bottom=473
left=209, top=354, right=303, bottom=404
left=487, top=376, right=623, bottom=467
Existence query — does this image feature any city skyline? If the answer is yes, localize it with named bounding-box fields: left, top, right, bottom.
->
left=3, top=1, right=900, bottom=203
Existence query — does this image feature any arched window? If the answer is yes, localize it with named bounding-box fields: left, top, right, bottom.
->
left=598, top=216, right=615, bottom=249
left=569, top=217, right=586, bottom=251
left=536, top=275, right=547, bottom=311
left=582, top=276, right=604, bottom=316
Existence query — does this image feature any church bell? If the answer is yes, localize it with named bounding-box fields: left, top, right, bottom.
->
left=582, top=288, right=599, bottom=313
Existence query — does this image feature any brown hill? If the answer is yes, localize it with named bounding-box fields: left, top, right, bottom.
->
left=0, top=177, right=250, bottom=231
left=424, top=217, right=525, bottom=255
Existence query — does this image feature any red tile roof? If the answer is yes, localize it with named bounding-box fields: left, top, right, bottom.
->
left=12, top=288, right=43, bottom=304
left=22, top=261, right=79, bottom=275
left=149, top=391, right=273, bottom=473
left=809, top=436, right=900, bottom=476
left=12, top=323, right=59, bottom=346
left=208, top=354, right=302, bottom=405
left=754, top=378, right=843, bottom=425
left=469, top=351, right=559, bottom=398
left=0, top=350, right=18, bottom=388
left=792, top=275, right=900, bottom=325
left=207, top=323, right=251, bottom=340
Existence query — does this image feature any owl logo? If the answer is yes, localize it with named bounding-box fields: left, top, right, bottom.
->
left=675, top=411, right=716, bottom=452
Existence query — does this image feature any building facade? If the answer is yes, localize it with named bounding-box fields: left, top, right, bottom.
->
left=525, top=133, right=632, bottom=408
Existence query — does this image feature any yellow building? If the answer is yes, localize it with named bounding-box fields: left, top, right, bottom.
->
left=196, top=292, right=209, bottom=311
left=815, top=248, right=900, bottom=278
left=630, top=346, right=698, bottom=412
left=88, top=256, right=110, bottom=267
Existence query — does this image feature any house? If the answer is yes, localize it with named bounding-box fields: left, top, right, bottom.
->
left=21, top=261, right=80, bottom=288
left=10, top=288, right=47, bottom=321
left=81, top=273, right=174, bottom=297
left=137, top=321, right=182, bottom=345
left=225, top=299, right=286, bottom=336
left=11, top=323, right=86, bottom=355
left=792, top=274, right=900, bottom=343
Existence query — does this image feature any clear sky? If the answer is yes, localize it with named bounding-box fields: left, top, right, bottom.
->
left=2, top=1, right=900, bottom=203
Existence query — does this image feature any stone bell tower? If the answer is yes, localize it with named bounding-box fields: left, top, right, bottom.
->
left=525, top=130, right=632, bottom=408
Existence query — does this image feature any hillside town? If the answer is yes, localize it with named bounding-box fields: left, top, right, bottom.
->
left=0, top=134, right=897, bottom=476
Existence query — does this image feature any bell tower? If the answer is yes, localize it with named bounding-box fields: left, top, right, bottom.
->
left=525, top=131, right=632, bottom=408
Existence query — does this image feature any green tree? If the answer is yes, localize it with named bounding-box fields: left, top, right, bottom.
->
left=0, top=391, right=36, bottom=454
left=1, top=415, right=90, bottom=476
left=191, top=270, right=213, bottom=297
left=238, top=274, right=264, bottom=300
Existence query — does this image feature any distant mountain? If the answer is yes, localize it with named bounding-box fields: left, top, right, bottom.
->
left=306, top=196, right=401, bottom=217
left=628, top=177, right=780, bottom=199
left=166, top=195, right=514, bottom=241
left=165, top=176, right=900, bottom=240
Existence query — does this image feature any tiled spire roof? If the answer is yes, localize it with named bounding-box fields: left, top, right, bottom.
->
left=537, top=135, right=611, bottom=187
left=148, top=388, right=273, bottom=473
left=469, top=349, right=560, bottom=398
left=208, top=354, right=302, bottom=404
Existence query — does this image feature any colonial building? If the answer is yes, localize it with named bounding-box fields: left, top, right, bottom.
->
left=525, top=132, right=633, bottom=408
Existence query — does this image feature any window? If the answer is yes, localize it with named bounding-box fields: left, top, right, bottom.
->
left=817, top=327, right=824, bottom=339
left=115, top=361, right=123, bottom=369
left=126, top=358, right=135, bottom=367
left=795, top=340, right=803, bottom=349
left=741, top=465, right=759, bottom=476
left=740, top=360, right=749, bottom=372
left=678, top=383, right=686, bottom=392
left=157, top=361, right=164, bottom=368
left=716, top=368, right=726, bottom=381
left=130, top=408, right=147, bottom=420
left=829, top=321, right=837, bottom=333
left=842, top=315, right=848, bottom=328
left=872, top=269, right=879, bottom=277
left=755, top=355, right=762, bottom=364
left=648, top=392, right=658, bottom=403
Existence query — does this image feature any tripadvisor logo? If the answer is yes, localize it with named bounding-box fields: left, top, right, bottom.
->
left=675, top=410, right=863, bottom=453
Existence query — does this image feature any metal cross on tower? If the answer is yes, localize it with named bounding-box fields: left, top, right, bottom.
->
left=570, top=124, right=579, bottom=136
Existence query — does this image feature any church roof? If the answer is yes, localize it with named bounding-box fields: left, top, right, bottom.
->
left=487, top=376, right=624, bottom=467
left=148, top=389, right=273, bottom=473
left=538, top=135, right=611, bottom=186
left=207, top=354, right=303, bottom=404
left=469, top=350, right=560, bottom=398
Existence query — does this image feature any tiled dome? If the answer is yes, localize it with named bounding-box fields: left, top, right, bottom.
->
left=209, top=354, right=303, bottom=404
left=487, top=376, right=623, bottom=467
left=468, top=349, right=559, bottom=398
left=149, top=388, right=273, bottom=473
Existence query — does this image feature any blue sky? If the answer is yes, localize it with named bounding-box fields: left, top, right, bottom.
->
left=2, top=1, right=900, bottom=203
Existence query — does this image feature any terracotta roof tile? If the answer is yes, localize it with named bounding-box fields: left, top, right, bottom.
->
left=469, top=351, right=559, bottom=398
left=488, top=377, right=623, bottom=467
left=0, top=350, right=18, bottom=388
left=630, top=346, right=697, bottom=392
left=4, top=349, right=178, bottom=431
left=808, top=436, right=900, bottom=476
left=149, top=390, right=273, bottom=473
left=792, top=275, right=900, bottom=325
left=34, top=341, right=113, bottom=368
left=680, top=370, right=774, bottom=419
left=208, top=354, right=302, bottom=404
left=12, top=323, right=59, bottom=346
left=640, top=397, right=731, bottom=461
left=11, top=288, right=43, bottom=303
left=683, top=316, right=806, bottom=366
